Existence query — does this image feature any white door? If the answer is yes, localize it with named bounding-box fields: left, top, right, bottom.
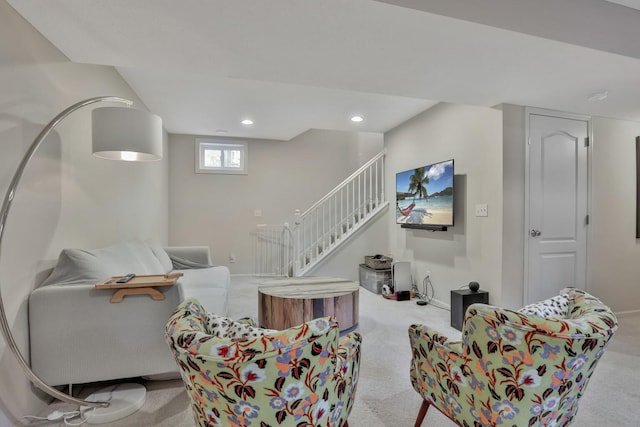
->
left=525, top=112, right=589, bottom=304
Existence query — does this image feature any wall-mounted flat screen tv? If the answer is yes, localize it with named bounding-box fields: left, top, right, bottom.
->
left=395, top=159, right=454, bottom=228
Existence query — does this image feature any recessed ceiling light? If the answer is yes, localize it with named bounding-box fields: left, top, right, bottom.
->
left=351, top=115, right=364, bottom=123
left=588, top=90, right=609, bottom=102
left=241, top=119, right=254, bottom=125
left=215, top=129, right=228, bottom=134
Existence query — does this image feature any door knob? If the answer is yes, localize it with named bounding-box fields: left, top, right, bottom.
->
left=530, top=229, right=541, bottom=237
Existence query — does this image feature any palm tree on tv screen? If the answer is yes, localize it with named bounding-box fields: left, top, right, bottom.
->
left=408, top=167, right=429, bottom=204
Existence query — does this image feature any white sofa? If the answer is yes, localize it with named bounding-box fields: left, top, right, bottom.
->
left=29, top=241, right=230, bottom=387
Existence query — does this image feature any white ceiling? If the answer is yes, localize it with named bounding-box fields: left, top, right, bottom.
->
left=8, top=0, right=640, bottom=140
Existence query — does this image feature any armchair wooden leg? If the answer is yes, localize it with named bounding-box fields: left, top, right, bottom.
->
left=415, top=400, right=430, bottom=427
left=343, top=422, right=349, bottom=427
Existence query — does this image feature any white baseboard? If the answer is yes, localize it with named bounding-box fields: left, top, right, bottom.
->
left=429, top=297, right=450, bottom=311
left=613, top=309, right=640, bottom=318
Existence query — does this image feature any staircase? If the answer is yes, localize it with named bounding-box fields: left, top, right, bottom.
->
left=253, top=150, right=388, bottom=277
left=293, top=150, right=388, bottom=276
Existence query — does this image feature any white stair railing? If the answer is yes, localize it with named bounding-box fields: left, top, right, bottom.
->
left=292, top=150, right=388, bottom=276
left=253, top=223, right=293, bottom=277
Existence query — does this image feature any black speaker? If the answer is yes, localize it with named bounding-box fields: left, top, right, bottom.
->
left=450, top=289, right=489, bottom=331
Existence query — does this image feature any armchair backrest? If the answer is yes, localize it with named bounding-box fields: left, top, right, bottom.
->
left=165, top=298, right=360, bottom=427
left=458, top=288, right=617, bottom=426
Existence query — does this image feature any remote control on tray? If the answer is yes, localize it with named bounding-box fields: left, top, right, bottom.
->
left=116, top=273, right=136, bottom=284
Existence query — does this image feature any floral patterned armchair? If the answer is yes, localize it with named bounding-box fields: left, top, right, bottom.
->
left=165, top=298, right=361, bottom=427
left=408, top=288, right=617, bottom=427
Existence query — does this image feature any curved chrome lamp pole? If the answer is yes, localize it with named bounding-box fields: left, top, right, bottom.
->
left=0, top=96, right=134, bottom=409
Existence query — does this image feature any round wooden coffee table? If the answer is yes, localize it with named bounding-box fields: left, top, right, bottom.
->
left=258, top=277, right=359, bottom=333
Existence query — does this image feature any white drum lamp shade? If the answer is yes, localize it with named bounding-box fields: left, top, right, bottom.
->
left=92, top=107, right=163, bottom=161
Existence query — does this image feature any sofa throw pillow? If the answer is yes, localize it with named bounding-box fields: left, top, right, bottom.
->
left=124, top=240, right=166, bottom=274
left=41, top=248, right=112, bottom=286
left=205, top=313, right=274, bottom=339
left=147, top=241, right=173, bottom=273
left=169, top=255, right=213, bottom=270
left=518, top=293, right=571, bottom=319
left=41, top=241, right=167, bottom=287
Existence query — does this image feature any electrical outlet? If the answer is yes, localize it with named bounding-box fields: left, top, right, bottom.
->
left=475, top=203, right=488, bottom=217
left=254, top=209, right=262, bottom=217
left=229, top=253, right=236, bottom=263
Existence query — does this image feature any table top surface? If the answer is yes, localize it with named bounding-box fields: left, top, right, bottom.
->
left=95, top=273, right=182, bottom=289
left=451, top=288, right=488, bottom=296
left=259, top=276, right=359, bottom=299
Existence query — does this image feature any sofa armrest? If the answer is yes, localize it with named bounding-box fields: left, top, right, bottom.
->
left=174, top=266, right=230, bottom=315
left=164, top=246, right=212, bottom=265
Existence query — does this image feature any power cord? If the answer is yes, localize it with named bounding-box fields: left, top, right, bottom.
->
left=23, top=410, right=66, bottom=422
left=23, top=402, right=99, bottom=426
left=23, top=408, right=86, bottom=425
left=414, top=275, right=434, bottom=305
left=415, top=274, right=450, bottom=311
left=63, top=408, right=95, bottom=426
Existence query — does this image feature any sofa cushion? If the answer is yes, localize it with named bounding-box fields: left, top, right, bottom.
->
left=147, top=242, right=173, bottom=273
left=518, top=293, right=571, bottom=319
left=124, top=241, right=166, bottom=273
left=41, top=241, right=165, bottom=286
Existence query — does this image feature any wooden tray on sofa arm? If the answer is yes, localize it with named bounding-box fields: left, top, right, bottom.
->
left=95, top=272, right=183, bottom=303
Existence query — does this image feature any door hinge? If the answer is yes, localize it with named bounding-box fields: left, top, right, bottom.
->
left=584, top=137, right=590, bottom=147
left=585, top=214, right=590, bottom=225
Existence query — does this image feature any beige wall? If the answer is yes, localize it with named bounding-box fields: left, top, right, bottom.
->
left=384, top=103, right=504, bottom=307
left=590, top=117, right=640, bottom=312
left=0, top=1, right=169, bottom=423
left=168, top=130, right=384, bottom=274
left=501, top=104, right=527, bottom=309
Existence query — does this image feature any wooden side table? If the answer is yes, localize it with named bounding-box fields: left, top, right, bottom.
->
left=258, top=277, right=359, bottom=333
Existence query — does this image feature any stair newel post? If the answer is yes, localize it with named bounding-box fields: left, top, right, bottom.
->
left=381, top=155, right=385, bottom=205
left=375, top=158, right=380, bottom=208
left=368, top=166, right=372, bottom=212
left=293, top=209, right=302, bottom=276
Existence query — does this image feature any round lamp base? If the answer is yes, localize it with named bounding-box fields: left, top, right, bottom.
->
left=81, top=383, right=146, bottom=424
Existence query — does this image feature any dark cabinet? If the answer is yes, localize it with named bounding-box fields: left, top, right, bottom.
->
left=450, top=289, right=489, bottom=331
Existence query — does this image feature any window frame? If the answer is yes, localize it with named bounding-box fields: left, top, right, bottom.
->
left=195, top=138, right=248, bottom=175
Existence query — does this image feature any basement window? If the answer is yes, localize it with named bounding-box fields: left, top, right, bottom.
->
left=196, top=139, right=248, bottom=174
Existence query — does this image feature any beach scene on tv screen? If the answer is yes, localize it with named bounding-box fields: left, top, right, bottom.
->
left=396, top=159, right=453, bottom=225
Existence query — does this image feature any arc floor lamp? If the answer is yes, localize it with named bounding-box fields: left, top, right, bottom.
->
left=0, top=96, right=162, bottom=423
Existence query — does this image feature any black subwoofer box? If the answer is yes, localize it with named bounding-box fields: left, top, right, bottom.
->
left=450, top=289, right=489, bottom=331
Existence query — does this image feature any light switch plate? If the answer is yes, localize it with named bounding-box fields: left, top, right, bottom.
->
left=475, top=203, right=488, bottom=217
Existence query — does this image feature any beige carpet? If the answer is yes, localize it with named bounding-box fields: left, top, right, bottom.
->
left=37, top=276, right=640, bottom=426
